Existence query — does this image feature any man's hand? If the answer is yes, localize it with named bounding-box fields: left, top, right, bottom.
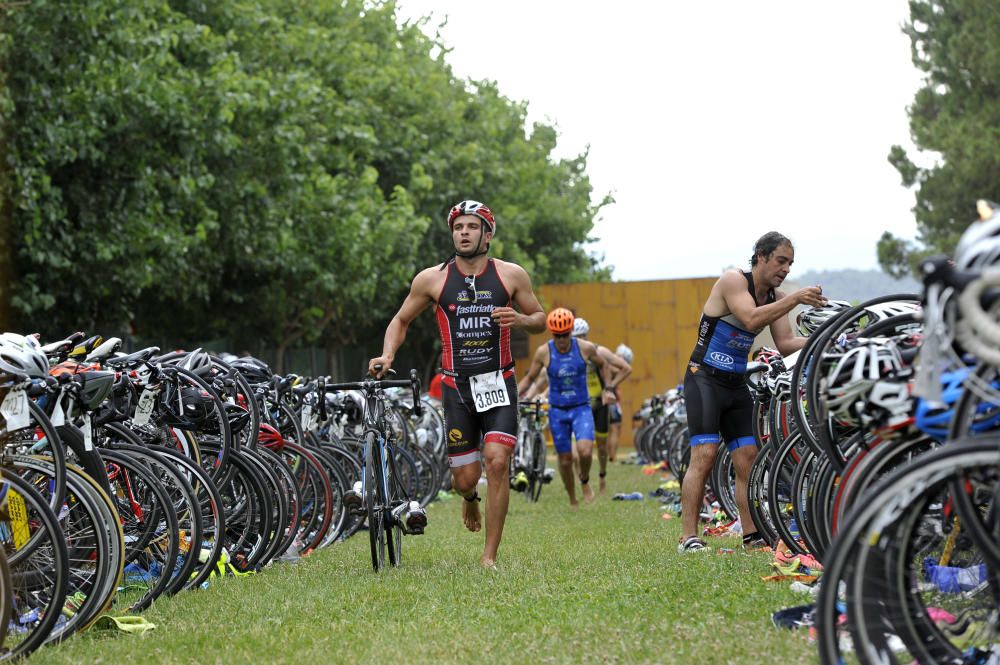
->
left=794, top=286, right=828, bottom=308
left=368, top=356, right=392, bottom=378
left=491, top=306, right=520, bottom=329
left=601, top=387, right=618, bottom=406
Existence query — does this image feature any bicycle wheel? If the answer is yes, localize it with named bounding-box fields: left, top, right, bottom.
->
left=101, top=448, right=180, bottom=613
left=710, top=446, right=738, bottom=521
left=12, top=458, right=122, bottom=642
left=667, top=426, right=689, bottom=482
left=309, top=446, right=349, bottom=549
left=789, top=449, right=820, bottom=556
left=814, top=441, right=1000, bottom=665
left=746, top=440, right=779, bottom=547
left=767, top=431, right=808, bottom=555
left=365, top=432, right=387, bottom=571
left=255, top=445, right=302, bottom=558
left=316, top=438, right=365, bottom=541
left=0, top=472, right=70, bottom=660
left=385, top=444, right=405, bottom=568
left=530, top=430, right=546, bottom=502
left=0, top=547, right=10, bottom=653
left=7, top=400, right=68, bottom=513
left=112, top=423, right=229, bottom=592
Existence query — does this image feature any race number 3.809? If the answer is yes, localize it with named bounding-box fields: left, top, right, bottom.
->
left=470, top=371, right=510, bottom=413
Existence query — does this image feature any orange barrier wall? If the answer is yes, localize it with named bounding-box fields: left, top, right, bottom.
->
left=514, top=278, right=718, bottom=449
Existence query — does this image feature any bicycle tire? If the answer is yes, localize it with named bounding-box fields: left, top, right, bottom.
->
left=365, top=431, right=387, bottom=571
left=0, top=473, right=69, bottom=660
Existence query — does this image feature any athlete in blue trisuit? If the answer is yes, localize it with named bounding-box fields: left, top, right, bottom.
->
left=517, top=308, right=630, bottom=507
left=677, top=232, right=828, bottom=553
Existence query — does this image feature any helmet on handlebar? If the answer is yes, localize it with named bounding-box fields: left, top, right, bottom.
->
left=258, top=423, right=285, bottom=450
left=796, top=300, right=851, bottom=337
left=179, top=348, right=216, bottom=378
left=0, top=332, right=49, bottom=379
left=229, top=356, right=273, bottom=386
left=825, top=339, right=903, bottom=426
left=954, top=200, right=1000, bottom=271
left=914, top=366, right=1000, bottom=439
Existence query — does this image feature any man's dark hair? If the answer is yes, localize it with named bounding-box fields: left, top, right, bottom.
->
left=750, top=231, right=792, bottom=267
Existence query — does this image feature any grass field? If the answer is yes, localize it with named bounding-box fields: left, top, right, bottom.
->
left=29, top=457, right=818, bottom=664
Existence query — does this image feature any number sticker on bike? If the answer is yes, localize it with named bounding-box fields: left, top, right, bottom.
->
left=469, top=370, right=510, bottom=413
left=0, top=388, right=29, bottom=431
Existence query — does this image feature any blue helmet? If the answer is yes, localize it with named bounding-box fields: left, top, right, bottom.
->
left=914, top=367, right=1000, bottom=439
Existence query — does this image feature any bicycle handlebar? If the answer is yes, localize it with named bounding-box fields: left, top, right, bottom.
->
left=325, top=367, right=422, bottom=417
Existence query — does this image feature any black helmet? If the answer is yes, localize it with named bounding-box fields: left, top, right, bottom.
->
left=159, top=383, right=217, bottom=429
left=229, top=357, right=273, bottom=386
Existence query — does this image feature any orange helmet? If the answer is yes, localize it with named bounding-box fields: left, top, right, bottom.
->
left=546, top=308, right=575, bottom=335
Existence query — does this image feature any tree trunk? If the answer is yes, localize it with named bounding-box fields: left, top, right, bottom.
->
left=273, top=342, right=287, bottom=375
left=326, top=340, right=340, bottom=380
left=0, top=74, right=11, bottom=332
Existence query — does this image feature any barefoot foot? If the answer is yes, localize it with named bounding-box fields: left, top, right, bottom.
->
left=462, top=495, right=482, bottom=532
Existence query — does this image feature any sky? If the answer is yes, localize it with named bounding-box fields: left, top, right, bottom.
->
left=395, top=0, right=927, bottom=282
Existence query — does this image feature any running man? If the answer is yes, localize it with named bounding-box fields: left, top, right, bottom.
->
left=678, top=232, right=827, bottom=553
left=369, top=200, right=546, bottom=569
left=570, top=317, right=632, bottom=493
left=607, top=343, right=634, bottom=464
left=518, top=308, right=629, bottom=506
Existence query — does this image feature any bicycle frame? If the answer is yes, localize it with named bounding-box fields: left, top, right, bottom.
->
left=325, top=370, right=421, bottom=571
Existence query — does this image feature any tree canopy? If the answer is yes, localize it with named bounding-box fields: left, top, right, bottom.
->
left=880, top=0, right=1000, bottom=276
left=0, top=0, right=610, bottom=366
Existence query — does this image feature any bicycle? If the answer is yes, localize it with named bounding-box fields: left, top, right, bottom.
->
left=327, top=368, right=425, bottom=571
left=510, top=399, right=552, bottom=502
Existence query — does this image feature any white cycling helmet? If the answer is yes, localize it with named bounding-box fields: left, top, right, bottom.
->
left=572, top=318, right=590, bottom=338
left=615, top=343, right=633, bottom=364
left=825, top=339, right=903, bottom=426
left=862, top=300, right=921, bottom=322
left=954, top=200, right=1000, bottom=271
left=796, top=300, right=852, bottom=337
left=0, top=332, right=49, bottom=379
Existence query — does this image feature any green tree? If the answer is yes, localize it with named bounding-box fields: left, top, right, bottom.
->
left=881, top=0, right=1000, bottom=273
left=1, top=0, right=609, bottom=372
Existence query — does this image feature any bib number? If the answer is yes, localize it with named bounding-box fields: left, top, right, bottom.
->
left=0, top=389, right=30, bottom=431
left=301, top=403, right=318, bottom=432
left=133, top=387, right=156, bottom=427
left=470, top=371, right=510, bottom=413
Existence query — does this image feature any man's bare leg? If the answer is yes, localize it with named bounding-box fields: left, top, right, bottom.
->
left=481, top=442, right=513, bottom=568
left=680, top=443, right=719, bottom=541
left=608, top=422, right=622, bottom=462
left=595, top=433, right=608, bottom=493
left=557, top=452, right=577, bottom=507
left=571, top=439, right=580, bottom=480
left=577, top=439, right=596, bottom=503
left=451, top=460, right=483, bottom=532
